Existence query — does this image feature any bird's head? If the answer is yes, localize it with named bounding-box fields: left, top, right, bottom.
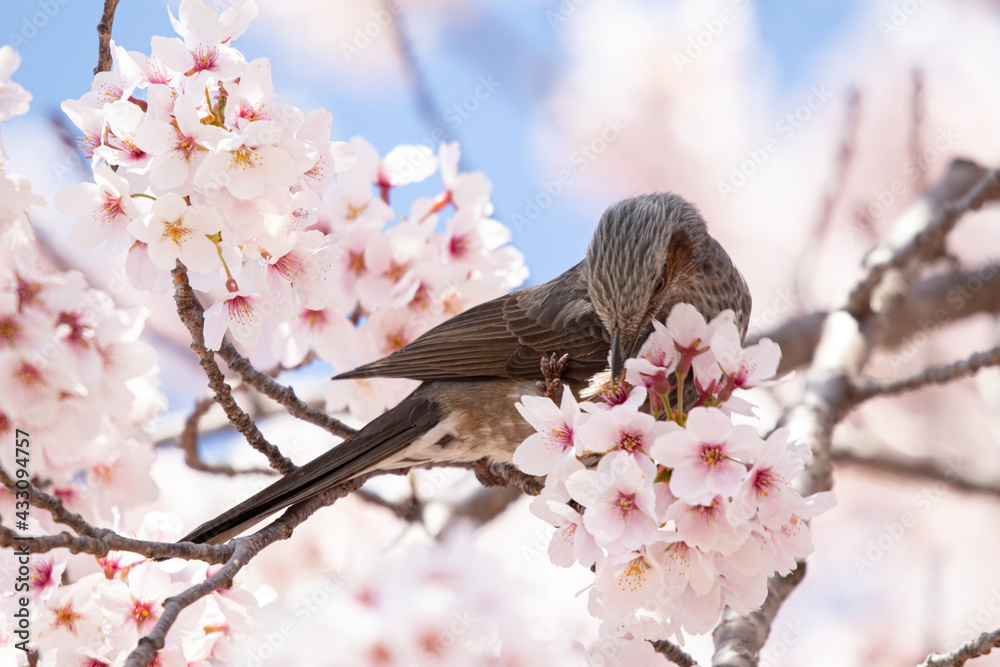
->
left=585, top=193, right=711, bottom=381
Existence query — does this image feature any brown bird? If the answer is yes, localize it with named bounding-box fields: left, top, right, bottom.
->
left=180, top=193, right=751, bottom=545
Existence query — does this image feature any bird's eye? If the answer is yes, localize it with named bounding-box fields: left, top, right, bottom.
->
left=654, top=278, right=665, bottom=292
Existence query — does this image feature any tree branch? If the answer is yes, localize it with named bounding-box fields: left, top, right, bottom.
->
left=919, top=628, right=1000, bottom=667
left=711, top=565, right=807, bottom=666
left=712, top=159, right=1000, bottom=664
left=846, top=162, right=1000, bottom=319
left=176, top=396, right=277, bottom=476
left=217, top=337, right=358, bottom=440
left=124, top=473, right=371, bottom=667
left=754, top=263, right=1000, bottom=375
left=95, top=0, right=122, bottom=74
left=651, top=639, right=700, bottom=666
left=853, top=344, right=1000, bottom=402
left=171, top=263, right=296, bottom=475
left=831, top=447, right=1000, bottom=498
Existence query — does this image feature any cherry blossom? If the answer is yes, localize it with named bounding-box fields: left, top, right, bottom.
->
left=513, top=389, right=585, bottom=475
left=0, top=46, right=32, bottom=124
left=651, top=406, right=761, bottom=505
left=56, top=162, right=139, bottom=253
left=126, top=193, right=221, bottom=273
left=567, top=452, right=660, bottom=552
left=576, top=396, right=677, bottom=458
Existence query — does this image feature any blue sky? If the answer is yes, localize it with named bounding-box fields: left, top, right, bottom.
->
left=1, top=0, right=862, bottom=286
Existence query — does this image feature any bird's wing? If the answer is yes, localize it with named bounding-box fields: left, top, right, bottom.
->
left=179, top=389, right=442, bottom=545
left=334, top=262, right=609, bottom=383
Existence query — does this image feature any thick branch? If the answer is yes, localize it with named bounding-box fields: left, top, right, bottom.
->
left=713, top=160, right=1000, bottom=664
left=919, top=628, right=1000, bottom=667
left=171, top=264, right=296, bottom=474
left=95, top=0, right=122, bottom=74
left=711, top=565, right=806, bottom=666
left=846, top=162, right=1000, bottom=318
left=755, top=263, right=1000, bottom=375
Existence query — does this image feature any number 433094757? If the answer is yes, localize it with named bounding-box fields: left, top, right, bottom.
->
left=14, top=429, right=30, bottom=527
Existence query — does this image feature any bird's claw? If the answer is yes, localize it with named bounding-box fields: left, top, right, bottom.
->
left=538, top=353, right=570, bottom=399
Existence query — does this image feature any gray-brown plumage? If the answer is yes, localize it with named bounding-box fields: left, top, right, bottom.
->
left=180, top=193, right=751, bottom=545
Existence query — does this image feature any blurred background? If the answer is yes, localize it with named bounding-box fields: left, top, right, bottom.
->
left=4, top=0, right=1000, bottom=664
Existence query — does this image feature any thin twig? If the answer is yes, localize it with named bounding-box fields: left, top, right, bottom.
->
left=794, top=88, right=861, bottom=305
left=217, top=337, right=357, bottom=440
left=95, top=0, right=122, bottom=74
left=832, top=448, right=1000, bottom=498
left=124, top=474, right=371, bottom=667
left=910, top=69, right=927, bottom=192
left=853, top=344, right=1000, bottom=402
left=651, top=639, right=700, bottom=666
left=387, top=2, right=454, bottom=144
left=919, top=628, right=1000, bottom=667
left=176, top=397, right=276, bottom=476
left=354, top=489, right=423, bottom=523
left=171, top=263, right=296, bottom=475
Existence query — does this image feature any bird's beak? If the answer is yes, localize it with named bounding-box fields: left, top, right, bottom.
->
left=610, top=326, right=628, bottom=384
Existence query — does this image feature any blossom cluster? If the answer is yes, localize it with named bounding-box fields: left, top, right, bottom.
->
left=233, top=531, right=582, bottom=666
left=514, top=303, right=835, bottom=648
left=0, top=514, right=267, bottom=666
left=55, top=0, right=526, bottom=422
left=0, top=44, right=163, bottom=531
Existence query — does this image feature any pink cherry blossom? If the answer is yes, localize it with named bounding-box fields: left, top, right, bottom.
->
left=56, top=161, right=139, bottom=253
left=203, top=289, right=275, bottom=350
left=728, top=428, right=806, bottom=529
left=530, top=490, right=601, bottom=568
left=0, top=46, right=32, bottom=123
left=513, top=390, right=585, bottom=475
left=591, top=547, right=669, bottom=621
left=662, top=497, right=750, bottom=556
left=132, top=92, right=228, bottom=193
left=195, top=124, right=300, bottom=201
left=577, top=396, right=678, bottom=458
left=567, top=452, right=659, bottom=551
left=126, top=193, right=221, bottom=273
left=624, top=318, right=679, bottom=405
left=651, top=406, right=762, bottom=505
